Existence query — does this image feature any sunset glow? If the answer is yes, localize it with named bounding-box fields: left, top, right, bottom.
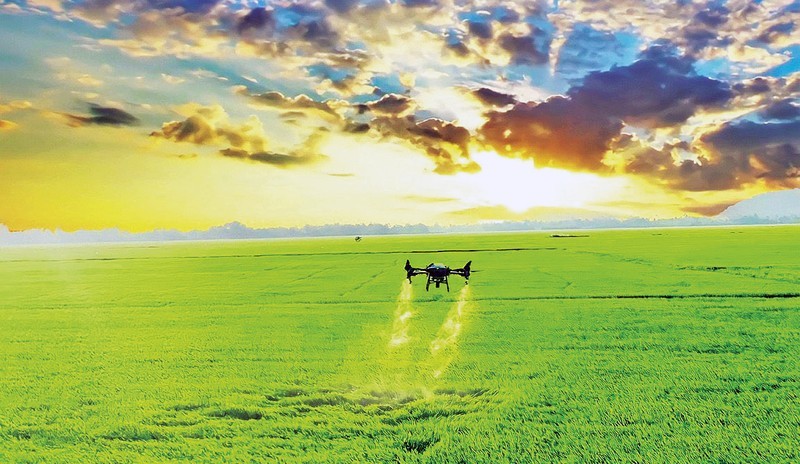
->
left=0, top=1, right=798, bottom=232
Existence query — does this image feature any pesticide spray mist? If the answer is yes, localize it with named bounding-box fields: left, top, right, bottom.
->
left=429, top=284, right=472, bottom=378
left=388, top=280, right=414, bottom=348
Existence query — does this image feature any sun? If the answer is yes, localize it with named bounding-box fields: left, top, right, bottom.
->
left=457, top=151, right=630, bottom=213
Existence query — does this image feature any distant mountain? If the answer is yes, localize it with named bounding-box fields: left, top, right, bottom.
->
left=720, top=189, right=800, bottom=220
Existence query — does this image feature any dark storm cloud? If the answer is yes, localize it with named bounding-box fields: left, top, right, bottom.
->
left=466, top=19, right=493, bottom=40
left=704, top=120, right=800, bottom=154
left=301, top=18, right=338, bottom=47
left=499, top=29, right=550, bottom=65
left=570, top=46, right=732, bottom=128
left=479, top=46, right=732, bottom=173
left=678, top=3, right=733, bottom=55
left=233, top=4, right=343, bottom=53
left=613, top=136, right=745, bottom=192
left=693, top=5, right=729, bottom=27
left=761, top=99, right=800, bottom=121
left=614, top=120, right=800, bottom=191
left=66, top=104, right=139, bottom=127
left=236, top=7, right=274, bottom=35
left=732, top=77, right=772, bottom=96
left=471, top=87, right=517, bottom=107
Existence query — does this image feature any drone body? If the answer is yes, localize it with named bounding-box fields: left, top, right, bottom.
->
left=404, top=260, right=471, bottom=291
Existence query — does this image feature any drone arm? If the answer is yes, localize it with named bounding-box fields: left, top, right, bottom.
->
left=405, top=260, right=426, bottom=282
left=450, top=261, right=472, bottom=280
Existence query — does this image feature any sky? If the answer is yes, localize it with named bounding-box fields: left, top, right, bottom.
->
left=0, top=0, right=798, bottom=232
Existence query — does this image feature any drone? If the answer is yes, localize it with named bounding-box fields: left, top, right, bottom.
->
left=404, top=260, right=472, bottom=291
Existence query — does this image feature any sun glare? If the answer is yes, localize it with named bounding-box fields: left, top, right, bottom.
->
left=459, top=151, right=628, bottom=213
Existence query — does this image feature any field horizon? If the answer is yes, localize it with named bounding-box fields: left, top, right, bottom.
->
left=1, top=226, right=798, bottom=463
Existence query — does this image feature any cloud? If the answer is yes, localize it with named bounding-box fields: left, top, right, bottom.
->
left=362, top=94, right=416, bottom=116
left=0, top=100, right=32, bottom=114
left=466, top=17, right=493, bottom=40
left=761, top=99, right=800, bottom=121
left=65, top=0, right=233, bottom=57
left=145, top=0, right=221, bottom=13
left=324, top=0, right=360, bottom=15
left=470, top=87, right=516, bottom=107
left=151, top=104, right=267, bottom=153
left=549, top=0, right=799, bottom=75
left=682, top=202, right=737, bottom=217
left=219, top=130, right=327, bottom=167
left=234, top=86, right=346, bottom=122
left=555, top=23, right=630, bottom=82
left=152, top=104, right=328, bottom=168
left=236, top=7, right=274, bottom=35
left=480, top=96, right=622, bottom=171
left=498, top=28, right=551, bottom=65
left=220, top=148, right=325, bottom=167
left=755, top=21, right=795, bottom=45
left=160, top=73, right=186, bottom=85
left=479, top=45, right=733, bottom=172
left=732, top=77, right=773, bottom=96
left=370, top=115, right=479, bottom=174
left=72, top=0, right=129, bottom=26
left=403, top=194, right=456, bottom=203
left=26, top=0, right=64, bottom=13
left=401, top=0, right=442, bottom=8
left=343, top=121, right=370, bottom=133
left=612, top=119, right=800, bottom=192
left=679, top=4, right=732, bottom=55
left=0, top=120, right=19, bottom=130
left=70, top=0, right=221, bottom=27
left=703, top=120, right=800, bottom=158
left=236, top=86, right=479, bottom=174
left=65, top=104, right=140, bottom=127
left=570, top=45, right=732, bottom=128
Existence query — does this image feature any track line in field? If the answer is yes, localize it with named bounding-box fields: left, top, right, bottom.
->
left=340, top=269, right=388, bottom=298
left=286, top=266, right=337, bottom=284
left=271, top=292, right=800, bottom=306
left=11, top=292, right=798, bottom=312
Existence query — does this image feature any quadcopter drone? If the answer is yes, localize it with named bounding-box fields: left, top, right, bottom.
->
left=404, top=260, right=472, bottom=291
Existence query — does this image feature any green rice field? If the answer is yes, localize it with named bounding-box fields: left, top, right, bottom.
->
left=1, top=226, right=799, bottom=463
